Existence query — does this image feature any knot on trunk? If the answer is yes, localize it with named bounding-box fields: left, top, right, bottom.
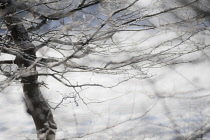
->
left=21, top=74, right=38, bottom=83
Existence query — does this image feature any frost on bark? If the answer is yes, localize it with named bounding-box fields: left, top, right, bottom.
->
left=2, top=1, right=57, bottom=139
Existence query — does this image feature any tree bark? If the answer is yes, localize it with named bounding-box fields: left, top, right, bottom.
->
left=2, top=1, right=57, bottom=139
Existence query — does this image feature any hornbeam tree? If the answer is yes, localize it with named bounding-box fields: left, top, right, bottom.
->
left=0, top=0, right=209, bottom=139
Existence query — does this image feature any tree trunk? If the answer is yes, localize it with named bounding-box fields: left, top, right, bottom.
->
left=2, top=1, right=57, bottom=139
left=21, top=75, right=57, bottom=140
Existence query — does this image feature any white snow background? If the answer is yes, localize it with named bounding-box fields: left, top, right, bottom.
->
left=1, top=31, right=210, bottom=140
left=1, top=0, right=210, bottom=140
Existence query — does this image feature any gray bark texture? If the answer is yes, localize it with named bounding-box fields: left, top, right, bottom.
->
left=1, top=1, right=57, bottom=139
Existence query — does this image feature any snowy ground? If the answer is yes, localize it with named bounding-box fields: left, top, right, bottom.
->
left=1, top=55, right=210, bottom=140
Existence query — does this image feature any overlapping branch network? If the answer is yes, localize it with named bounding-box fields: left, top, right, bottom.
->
left=0, top=0, right=209, bottom=88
